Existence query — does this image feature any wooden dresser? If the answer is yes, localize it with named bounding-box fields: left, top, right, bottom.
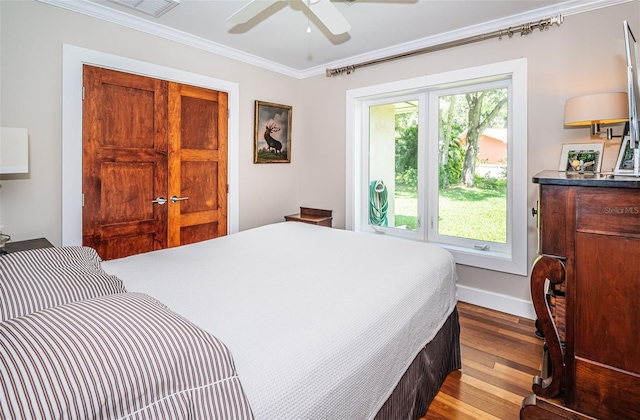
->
left=521, top=171, right=640, bottom=419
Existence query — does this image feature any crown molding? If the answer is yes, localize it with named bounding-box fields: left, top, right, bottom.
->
left=36, top=0, right=303, bottom=78
left=38, top=0, right=635, bottom=80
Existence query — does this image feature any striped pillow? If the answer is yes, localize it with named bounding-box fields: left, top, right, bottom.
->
left=0, top=292, right=254, bottom=419
left=0, top=246, right=126, bottom=321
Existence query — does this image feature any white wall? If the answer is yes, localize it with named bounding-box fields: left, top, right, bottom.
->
left=1, top=0, right=638, bottom=317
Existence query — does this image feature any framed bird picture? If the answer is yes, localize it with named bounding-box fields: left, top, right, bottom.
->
left=558, top=142, right=604, bottom=174
left=254, top=100, right=292, bottom=164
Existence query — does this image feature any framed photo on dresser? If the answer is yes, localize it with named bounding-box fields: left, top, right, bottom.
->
left=558, top=142, right=604, bottom=174
left=614, top=136, right=635, bottom=175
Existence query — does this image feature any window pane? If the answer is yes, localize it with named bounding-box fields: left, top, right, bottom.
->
left=437, top=88, right=507, bottom=243
left=369, top=101, right=418, bottom=231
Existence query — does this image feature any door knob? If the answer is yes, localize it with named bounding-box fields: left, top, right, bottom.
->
left=151, top=196, right=167, bottom=205
left=170, top=195, right=189, bottom=203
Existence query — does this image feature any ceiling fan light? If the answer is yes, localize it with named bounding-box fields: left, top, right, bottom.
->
left=107, top=0, right=180, bottom=17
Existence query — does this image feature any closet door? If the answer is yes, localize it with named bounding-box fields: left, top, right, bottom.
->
left=82, top=65, right=168, bottom=260
left=168, top=83, right=228, bottom=246
left=83, top=67, right=229, bottom=259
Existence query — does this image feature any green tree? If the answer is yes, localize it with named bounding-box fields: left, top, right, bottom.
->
left=439, top=140, right=464, bottom=189
left=461, top=90, right=507, bottom=187
left=395, top=112, right=418, bottom=187
left=394, top=88, right=507, bottom=190
left=438, top=96, right=465, bottom=189
left=439, top=95, right=457, bottom=166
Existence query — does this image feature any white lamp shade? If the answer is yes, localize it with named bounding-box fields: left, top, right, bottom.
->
left=564, top=92, right=629, bottom=126
left=0, top=127, right=29, bottom=174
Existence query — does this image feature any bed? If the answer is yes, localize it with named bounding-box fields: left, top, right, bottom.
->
left=1, top=222, right=460, bottom=419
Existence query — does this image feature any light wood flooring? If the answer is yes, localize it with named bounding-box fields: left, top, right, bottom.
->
left=422, top=301, right=544, bottom=420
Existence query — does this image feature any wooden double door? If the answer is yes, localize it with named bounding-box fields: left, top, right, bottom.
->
left=82, top=65, right=228, bottom=260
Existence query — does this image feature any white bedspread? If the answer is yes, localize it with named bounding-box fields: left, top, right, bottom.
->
left=102, top=222, right=458, bottom=420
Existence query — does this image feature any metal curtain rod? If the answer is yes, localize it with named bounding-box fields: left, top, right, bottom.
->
left=326, top=14, right=564, bottom=77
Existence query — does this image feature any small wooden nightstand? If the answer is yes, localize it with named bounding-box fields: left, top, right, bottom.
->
left=285, top=207, right=333, bottom=227
left=2, top=238, right=54, bottom=255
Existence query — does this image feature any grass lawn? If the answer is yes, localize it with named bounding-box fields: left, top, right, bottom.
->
left=393, top=184, right=507, bottom=243
left=394, top=188, right=419, bottom=230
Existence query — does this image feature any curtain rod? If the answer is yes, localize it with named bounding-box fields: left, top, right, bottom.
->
left=325, top=14, right=564, bottom=77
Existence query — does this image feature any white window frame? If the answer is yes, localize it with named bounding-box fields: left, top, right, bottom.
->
left=427, top=79, right=512, bottom=255
left=360, top=93, right=426, bottom=242
left=346, top=58, right=528, bottom=276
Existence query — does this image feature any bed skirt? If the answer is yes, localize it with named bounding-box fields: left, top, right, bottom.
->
left=375, top=307, right=461, bottom=420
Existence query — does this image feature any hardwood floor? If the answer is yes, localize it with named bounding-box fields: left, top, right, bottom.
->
left=422, top=301, right=544, bottom=420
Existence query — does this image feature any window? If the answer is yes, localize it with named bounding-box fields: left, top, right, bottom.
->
left=365, top=94, right=424, bottom=241
left=346, top=59, right=528, bottom=275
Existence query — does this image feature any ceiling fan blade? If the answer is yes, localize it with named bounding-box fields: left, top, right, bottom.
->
left=306, top=0, right=351, bottom=35
left=227, top=0, right=284, bottom=24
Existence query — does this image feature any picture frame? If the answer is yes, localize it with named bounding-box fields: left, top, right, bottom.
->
left=254, top=100, right=292, bottom=164
left=558, top=142, right=604, bottom=174
left=614, top=135, right=635, bottom=174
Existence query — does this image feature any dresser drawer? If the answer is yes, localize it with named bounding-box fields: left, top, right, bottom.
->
left=576, top=187, right=640, bottom=237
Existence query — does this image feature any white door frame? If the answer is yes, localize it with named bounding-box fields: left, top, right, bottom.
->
left=61, top=44, right=240, bottom=246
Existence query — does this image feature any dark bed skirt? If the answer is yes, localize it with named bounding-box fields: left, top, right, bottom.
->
left=375, top=307, right=461, bottom=420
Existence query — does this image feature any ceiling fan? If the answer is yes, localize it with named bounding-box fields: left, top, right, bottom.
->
left=227, top=0, right=352, bottom=35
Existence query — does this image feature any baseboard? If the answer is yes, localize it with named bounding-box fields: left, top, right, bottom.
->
left=457, top=284, right=536, bottom=320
